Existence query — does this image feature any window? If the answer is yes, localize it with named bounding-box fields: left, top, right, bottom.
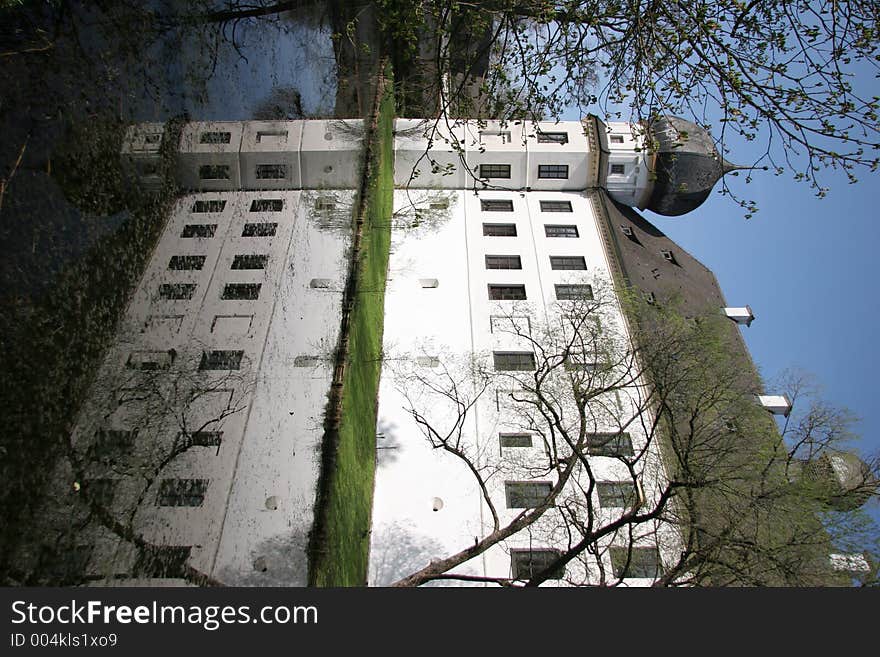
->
left=610, top=164, right=625, bottom=175
left=255, top=164, right=288, bottom=179
left=175, top=431, right=223, bottom=449
left=505, top=481, right=552, bottom=508
left=200, top=131, right=231, bottom=144
left=250, top=199, right=283, bottom=212
left=564, top=353, right=598, bottom=371
left=479, top=164, right=511, bottom=179
left=661, top=249, right=678, bottom=264
left=156, top=479, right=209, bottom=507
left=538, top=164, right=569, bottom=179
left=256, top=130, right=288, bottom=144
left=158, top=283, right=196, bottom=300
left=481, top=130, right=512, bottom=144
left=537, top=132, right=568, bottom=144
left=415, top=356, right=440, bottom=368
left=181, top=224, right=217, bottom=238
left=429, top=199, right=449, bottom=210
left=511, top=549, right=564, bottom=579
left=126, top=350, right=174, bottom=371
left=314, top=198, right=336, bottom=211
left=610, top=134, right=624, bottom=144
left=587, top=432, right=634, bottom=457
left=488, top=284, right=526, bottom=300
left=549, top=256, right=587, bottom=270
left=620, top=225, right=635, bottom=237
left=192, top=200, right=226, bottom=213
left=198, top=165, right=230, bottom=180
left=609, top=546, right=662, bottom=579
left=310, top=278, right=333, bottom=289
left=493, top=351, right=536, bottom=371
left=168, top=255, right=206, bottom=271
left=144, top=134, right=161, bottom=145
left=483, top=223, right=517, bottom=237
left=221, top=283, right=261, bottom=300
left=93, top=429, right=136, bottom=462
left=597, top=482, right=637, bottom=508
left=555, top=284, right=593, bottom=300
left=418, top=278, right=439, bottom=288
left=199, top=350, right=244, bottom=370
left=485, top=255, right=522, bottom=270
left=242, top=222, right=277, bottom=237
left=540, top=200, right=572, bottom=212
left=545, top=224, right=579, bottom=238
left=500, top=433, right=533, bottom=448
left=231, top=254, right=269, bottom=270
left=481, top=199, right=514, bottom=212
left=82, top=478, right=118, bottom=507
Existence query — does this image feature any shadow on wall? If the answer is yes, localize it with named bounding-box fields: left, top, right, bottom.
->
left=214, top=528, right=309, bottom=587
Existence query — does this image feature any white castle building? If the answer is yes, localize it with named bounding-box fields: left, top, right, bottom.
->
left=31, top=113, right=851, bottom=587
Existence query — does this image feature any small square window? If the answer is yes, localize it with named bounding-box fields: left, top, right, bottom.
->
left=549, top=256, right=586, bottom=270
left=168, top=255, right=207, bottom=271
left=483, top=223, right=517, bottom=237
left=231, top=254, right=269, bottom=270
left=511, top=549, right=564, bottom=579
left=610, top=164, right=625, bottom=175
left=537, top=132, right=568, bottom=144
left=610, top=135, right=624, bottom=144
left=181, top=224, right=217, bottom=238
left=481, top=199, right=514, bottom=212
left=488, top=284, right=526, bottom=300
left=314, top=197, right=336, bottom=211
left=505, top=481, right=552, bottom=508
left=597, top=481, right=638, bottom=508
left=500, top=433, right=533, bottom=448
left=93, top=428, right=137, bottom=463
left=242, top=223, right=277, bottom=237
left=198, top=165, right=230, bottom=180
left=493, top=351, right=536, bottom=371
left=221, top=283, right=261, bottom=300
left=200, top=131, right=232, bottom=144
left=538, top=164, right=569, bottom=179
left=555, top=284, right=593, bottom=301
left=539, top=200, right=572, bottom=212
left=250, top=199, right=284, bottom=212
left=156, top=479, right=209, bottom=507
left=256, top=130, right=288, bottom=144
left=661, top=250, right=678, bottom=264
left=485, top=255, right=522, bottom=270
left=192, top=200, right=226, bottom=213
left=587, top=432, right=634, bottom=458
left=479, top=164, right=511, bottom=179
left=175, top=431, right=223, bottom=450
left=255, top=164, right=288, bottom=179
left=609, top=546, right=662, bottom=579
left=158, top=283, right=197, bottom=300
left=199, top=350, right=244, bottom=370
left=544, top=225, right=579, bottom=238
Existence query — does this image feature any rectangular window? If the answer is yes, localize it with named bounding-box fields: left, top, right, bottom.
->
left=82, top=479, right=117, bottom=507
left=489, top=315, right=531, bottom=334
left=483, top=223, right=517, bottom=237
left=564, top=353, right=598, bottom=371
left=168, top=255, right=207, bottom=271
left=181, top=224, right=217, bottom=238
left=587, top=432, right=634, bottom=458
left=500, top=433, right=533, bottom=448
left=242, top=222, right=277, bottom=237
left=481, top=130, right=512, bottom=144
left=545, top=224, right=579, bottom=238
left=158, top=283, right=196, bottom=300
left=314, top=197, right=336, bottom=211
left=610, top=546, right=662, bottom=579
left=198, top=165, right=230, bottom=180
left=479, top=164, right=511, bottom=179
left=485, top=255, right=522, bottom=270
left=255, top=164, right=288, bottom=179
left=156, top=479, right=209, bottom=507
left=505, top=481, right=552, bottom=508
left=481, top=199, right=514, bottom=212
left=93, top=429, right=136, bottom=462
left=549, top=256, right=587, bottom=270
left=192, top=200, right=226, bottom=213
left=540, top=200, right=573, bottom=212
left=538, top=164, right=569, bottom=179
left=537, top=132, right=568, bottom=144
left=126, top=350, right=174, bottom=371
left=610, top=134, right=624, bottom=144
left=488, top=284, right=526, bottom=300
left=231, top=254, right=269, bottom=270
left=199, top=131, right=231, bottom=144
left=199, top=350, right=244, bottom=370
left=511, top=549, right=564, bottom=579
left=555, top=284, right=593, bottom=301
left=250, top=199, right=283, bottom=212
left=610, top=164, right=625, bottom=175
left=175, top=431, right=223, bottom=449
left=597, top=482, right=637, bottom=508
left=221, top=283, right=261, bottom=300
left=256, top=130, right=288, bottom=144
left=493, top=351, right=536, bottom=371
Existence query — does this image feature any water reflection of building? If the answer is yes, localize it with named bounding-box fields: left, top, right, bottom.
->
left=27, top=114, right=873, bottom=586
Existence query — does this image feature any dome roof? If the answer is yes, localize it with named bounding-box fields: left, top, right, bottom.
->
left=645, top=116, right=736, bottom=217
